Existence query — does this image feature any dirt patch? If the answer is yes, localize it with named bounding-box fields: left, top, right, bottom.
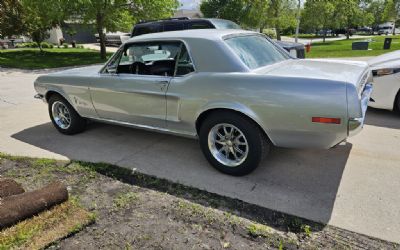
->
left=0, top=154, right=398, bottom=249
left=0, top=178, right=24, bottom=198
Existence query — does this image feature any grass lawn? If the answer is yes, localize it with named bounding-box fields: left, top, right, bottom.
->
left=0, top=48, right=112, bottom=69
left=307, top=35, right=400, bottom=58
left=0, top=200, right=94, bottom=249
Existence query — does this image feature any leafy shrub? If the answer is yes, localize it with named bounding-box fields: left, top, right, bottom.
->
left=15, top=42, right=39, bottom=48
left=14, top=43, right=24, bottom=48
left=40, top=42, right=54, bottom=48
left=15, top=42, right=56, bottom=49
left=63, top=43, right=69, bottom=48
left=262, top=29, right=277, bottom=39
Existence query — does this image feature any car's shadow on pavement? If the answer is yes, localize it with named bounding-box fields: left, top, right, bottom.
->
left=365, top=108, right=400, bottom=129
left=12, top=121, right=352, bottom=225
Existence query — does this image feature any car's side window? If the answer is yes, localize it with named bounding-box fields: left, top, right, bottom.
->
left=104, top=49, right=123, bottom=74
left=175, top=44, right=195, bottom=76
left=117, top=41, right=181, bottom=77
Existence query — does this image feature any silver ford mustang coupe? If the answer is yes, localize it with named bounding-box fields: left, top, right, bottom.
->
left=34, top=29, right=373, bottom=176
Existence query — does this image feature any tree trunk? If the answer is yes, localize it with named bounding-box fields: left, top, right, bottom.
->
left=393, top=21, right=396, bottom=35
left=272, top=0, right=281, bottom=41
left=34, top=40, right=43, bottom=52
left=276, top=26, right=281, bottom=41
left=96, top=13, right=107, bottom=60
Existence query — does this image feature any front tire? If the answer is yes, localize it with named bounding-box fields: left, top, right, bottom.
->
left=48, top=95, right=86, bottom=135
left=199, top=111, right=270, bottom=176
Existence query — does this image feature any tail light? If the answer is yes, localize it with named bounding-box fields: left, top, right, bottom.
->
left=312, top=117, right=341, bottom=124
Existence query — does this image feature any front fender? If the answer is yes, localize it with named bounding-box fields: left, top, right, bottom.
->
left=33, top=75, right=96, bottom=118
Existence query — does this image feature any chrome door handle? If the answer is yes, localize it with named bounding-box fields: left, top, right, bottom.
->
left=157, top=80, right=169, bottom=91
left=157, top=80, right=169, bottom=84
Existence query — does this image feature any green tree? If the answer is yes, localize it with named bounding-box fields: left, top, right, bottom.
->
left=75, top=0, right=178, bottom=59
left=302, top=0, right=336, bottom=42
left=0, top=0, right=25, bottom=39
left=383, top=0, right=400, bottom=33
left=267, top=0, right=297, bottom=40
left=201, top=0, right=297, bottom=39
left=21, top=0, right=67, bottom=51
left=200, top=0, right=249, bottom=25
left=366, top=0, right=386, bottom=28
left=336, top=0, right=363, bottom=39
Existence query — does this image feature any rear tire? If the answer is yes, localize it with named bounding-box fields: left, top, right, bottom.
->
left=48, top=95, right=86, bottom=135
left=199, top=111, right=270, bottom=176
left=394, top=90, right=400, bottom=115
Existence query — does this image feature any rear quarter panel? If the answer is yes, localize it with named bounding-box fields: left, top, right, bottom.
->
left=167, top=72, right=348, bottom=148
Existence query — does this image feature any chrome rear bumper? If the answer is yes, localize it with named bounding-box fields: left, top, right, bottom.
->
left=349, top=83, right=373, bottom=136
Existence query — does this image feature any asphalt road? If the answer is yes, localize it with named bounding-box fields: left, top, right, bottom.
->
left=1, top=68, right=400, bottom=244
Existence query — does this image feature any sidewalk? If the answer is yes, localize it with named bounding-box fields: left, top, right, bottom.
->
left=282, top=35, right=374, bottom=45
left=81, top=43, right=119, bottom=53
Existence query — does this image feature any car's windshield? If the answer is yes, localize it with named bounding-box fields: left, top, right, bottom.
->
left=211, top=19, right=241, bottom=29
left=225, top=35, right=289, bottom=69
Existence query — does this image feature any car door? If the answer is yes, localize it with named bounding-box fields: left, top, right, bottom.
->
left=90, top=41, right=180, bottom=129
left=165, top=43, right=197, bottom=135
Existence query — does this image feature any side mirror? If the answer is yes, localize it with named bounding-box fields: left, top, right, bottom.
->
left=107, top=65, right=117, bottom=74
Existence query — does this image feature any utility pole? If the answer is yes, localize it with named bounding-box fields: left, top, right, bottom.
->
left=295, top=0, right=301, bottom=43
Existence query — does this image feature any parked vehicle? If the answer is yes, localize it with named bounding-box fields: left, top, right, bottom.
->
left=357, top=27, right=373, bottom=35
left=130, top=17, right=306, bottom=59
left=368, top=50, right=400, bottom=112
left=378, top=22, right=395, bottom=35
left=317, top=29, right=333, bottom=36
left=33, top=30, right=372, bottom=175
left=95, top=32, right=131, bottom=46
left=378, top=27, right=393, bottom=35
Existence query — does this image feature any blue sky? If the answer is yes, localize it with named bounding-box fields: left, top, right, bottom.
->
left=178, top=0, right=202, bottom=10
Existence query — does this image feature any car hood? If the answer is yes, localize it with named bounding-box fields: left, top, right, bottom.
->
left=368, top=50, right=400, bottom=70
left=254, top=59, right=369, bottom=86
left=48, top=65, right=103, bottom=77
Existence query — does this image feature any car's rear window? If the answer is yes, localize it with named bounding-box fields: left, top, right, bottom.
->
left=225, top=35, right=289, bottom=69
left=210, top=19, right=241, bottom=29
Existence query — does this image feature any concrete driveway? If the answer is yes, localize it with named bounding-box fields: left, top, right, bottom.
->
left=1, top=68, right=400, bottom=244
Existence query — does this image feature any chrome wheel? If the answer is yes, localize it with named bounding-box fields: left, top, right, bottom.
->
left=207, top=123, right=249, bottom=167
left=51, top=101, right=71, bottom=129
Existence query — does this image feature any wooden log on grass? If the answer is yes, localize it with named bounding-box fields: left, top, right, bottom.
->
left=0, top=179, right=25, bottom=198
left=0, top=181, right=68, bottom=229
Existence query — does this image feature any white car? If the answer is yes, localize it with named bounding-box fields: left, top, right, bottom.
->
left=368, top=50, right=400, bottom=112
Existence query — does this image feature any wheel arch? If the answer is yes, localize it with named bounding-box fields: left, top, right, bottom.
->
left=394, top=88, right=400, bottom=111
left=45, top=90, right=81, bottom=115
left=195, top=107, right=275, bottom=145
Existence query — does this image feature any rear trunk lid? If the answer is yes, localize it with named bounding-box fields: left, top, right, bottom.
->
left=253, top=59, right=370, bottom=95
